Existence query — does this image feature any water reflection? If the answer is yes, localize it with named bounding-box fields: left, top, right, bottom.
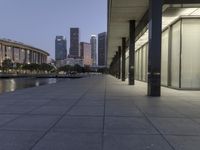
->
left=0, top=78, right=59, bottom=94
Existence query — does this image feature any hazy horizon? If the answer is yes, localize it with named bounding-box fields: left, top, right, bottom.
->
left=0, top=0, right=107, bottom=59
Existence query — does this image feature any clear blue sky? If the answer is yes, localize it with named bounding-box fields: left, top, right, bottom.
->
left=0, top=0, right=107, bottom=59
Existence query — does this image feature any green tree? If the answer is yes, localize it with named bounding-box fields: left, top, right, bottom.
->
left=14, top=63, right=23, bottom=74
left=2, top=59, right=13, bottom=72
left=74, top=64, right=82, bottom=73
left=40, top=63, right=55, bottom=73
left=58, top=65, right=71, bottom=73
left=84, top=65, right=91, bottom=73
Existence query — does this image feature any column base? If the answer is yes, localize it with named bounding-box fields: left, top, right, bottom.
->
left=147, top=74, right=161, bottom=97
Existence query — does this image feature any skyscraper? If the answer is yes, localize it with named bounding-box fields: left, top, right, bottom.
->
left=98, top=32, right=107, bottom=67
left=80, top=42, right=92, bottom=66
left=70, top=28, right=79, bottom=58
left=90, top=35, right=97, bottom=67
left=55, top=36, right=67, bottom=60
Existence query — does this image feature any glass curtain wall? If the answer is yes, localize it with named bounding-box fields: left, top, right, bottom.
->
left=181, top=18, right=200, bottom=88
left=132, top=17, right=200, bottom=89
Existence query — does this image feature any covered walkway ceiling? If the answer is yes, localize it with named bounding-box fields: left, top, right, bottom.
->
left=107, top=0, right=149, bottom=66
left=107, top=0, right=200, bottom=66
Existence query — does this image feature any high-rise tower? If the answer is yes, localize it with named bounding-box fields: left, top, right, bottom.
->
left=98, top=32, right=107, bottom=67
left=90, top=35, right=97, bottom=67
left=70, top=28, right=79, bottom=58
left=55, top=36, right=67, bottom=60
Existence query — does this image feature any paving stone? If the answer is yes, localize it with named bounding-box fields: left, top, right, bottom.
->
left=165, top=135, right=200, bottom=150
left=1, top=115, right=59, bottom=131
left=103, top=134, right=173, bottom=150
left=30, top=106, right=69, bottom=115
left=0, top=115, right=19, bottom=126
left=150, top=118, right=200, bottom=135
left=32, top=132, right=101, bottom=150
left=105, top=117, right=158, bottom=134
left=68, top=105, right=104, bottom=116
left=0, top=105, right=37, bottom=114
left=0, top=131, right=42, bottom=150
left=53, top=116, right=103, bottom=133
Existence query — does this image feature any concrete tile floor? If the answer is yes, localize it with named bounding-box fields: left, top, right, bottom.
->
left=0, top=75, right=200, bottom=150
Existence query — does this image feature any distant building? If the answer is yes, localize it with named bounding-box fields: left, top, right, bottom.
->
left=80, top=42, right=92, bottom=66
left=47, top=58, right=55, bottom=64
left=65, top=58, right=83, bottom=67
left=0, top=38, right=49, bottom=65
left=90, top=35, right=97, bottom=67
left=70, top=28, right=79, bottom=58
left=56, top=58, right=83, bottom=68
left=55, top=36, right=67, bottom=61
left=98, top=32, right=107, bottom=67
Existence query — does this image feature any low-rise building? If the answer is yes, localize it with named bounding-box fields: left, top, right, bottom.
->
left=0, top=38, right=49, bottom=65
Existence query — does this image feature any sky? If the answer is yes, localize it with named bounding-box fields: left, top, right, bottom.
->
left=0, top=0, right=107, bottom=59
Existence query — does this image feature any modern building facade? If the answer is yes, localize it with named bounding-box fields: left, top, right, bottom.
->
left=98, top=32, right=107, bottom=67
left=70, top=28, right=79, bottom=58
left=80, top=42, right=92, bottom=66
left=108, top=0, right=200, bottom=96
left=55, top=36, right=67, bottom=61
left=0, top=38, right=49, bottom=65
left=90, top=35, right=97, bottom=67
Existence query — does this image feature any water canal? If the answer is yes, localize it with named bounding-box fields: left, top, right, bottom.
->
left=0, top=78, right=61, bottom=94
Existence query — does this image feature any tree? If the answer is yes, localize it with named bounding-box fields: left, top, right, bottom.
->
left=58, top=65, right=71, bottom=73
left=40, top=63, right=55, bottom=73
left=84, top=65, right=91, bottom=73
left=73, top=64, right=82, bottom=73
left=14, top=63, right=23, bottom=74
left=22, top=63, right=38, bottom=73
left=2, top=59, right=13, bottom=72
left=98, top=67, right=108, bottom=74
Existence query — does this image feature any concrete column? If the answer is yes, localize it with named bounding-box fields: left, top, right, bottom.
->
left=110, top=59, right=114, bottom=76
left=129, top=20, right=136, bottom=85
left=121, top=37, right=126, bottom=82
left=12, top=47, right=15, bottom=62
left=5, top=46, right=7, bottom=59
left=114, top=54, right=118, bottom=78
left=30, top=50, right=33, bottom=63
left=147, top=0, right=163, bottom=96
left=115, top=51, right=119, bottom=78
left=118, top=46, right=121, bottom=79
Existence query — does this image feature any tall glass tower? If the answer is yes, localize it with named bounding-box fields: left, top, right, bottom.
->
left=90, top=35, right=97, bottom=67
left=55, top=36, right=67, bottom=60
left=98, top=32, right=107, bottom=67
left=70, top=28, right=79, bottom=58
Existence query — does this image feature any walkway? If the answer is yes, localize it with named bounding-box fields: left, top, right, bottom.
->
left=0, top=75, right=200, bottom=150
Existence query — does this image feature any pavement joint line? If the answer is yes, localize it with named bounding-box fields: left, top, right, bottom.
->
left=134, top=103, right=177, bottom=150
left=66, top=114, right=104, bottom=117
left=29, top=79, right=101, bottom=150
left=101, top=76, right=107, bottom=150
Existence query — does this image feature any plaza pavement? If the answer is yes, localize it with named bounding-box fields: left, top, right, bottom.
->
left=0, top=75, right=200, bottom=150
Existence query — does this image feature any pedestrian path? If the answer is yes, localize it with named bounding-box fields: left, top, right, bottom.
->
left=0, top=75, right=200, bottom=150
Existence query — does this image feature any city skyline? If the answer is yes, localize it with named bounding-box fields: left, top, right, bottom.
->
left=0, top=0, right=107, bottom=59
